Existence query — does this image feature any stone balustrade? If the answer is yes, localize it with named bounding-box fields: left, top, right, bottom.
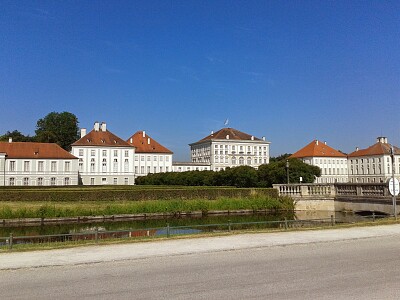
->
left=273, top=184, right=335, bottom=198
left=274, top=183, right=390, bottom=198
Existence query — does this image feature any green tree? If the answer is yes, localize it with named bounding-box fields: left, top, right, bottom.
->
left=258, top=158, right=321, bottom=187
left=0, top=130, right=34, bottom=142
left=269, top=153, right=291, bottom=163
left=35, top=112, right=79, bottom=150
left=229, top=166, right=258, bottom=188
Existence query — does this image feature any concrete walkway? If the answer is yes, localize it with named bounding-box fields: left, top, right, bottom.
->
left=2, top=224, right=400, bottom=270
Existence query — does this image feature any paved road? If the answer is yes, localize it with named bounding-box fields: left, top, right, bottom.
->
left=2, top=226, right=400, bottom=299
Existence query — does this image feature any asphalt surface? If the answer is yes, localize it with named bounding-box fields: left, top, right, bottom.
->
left=2, top=225, right=400, bottom=299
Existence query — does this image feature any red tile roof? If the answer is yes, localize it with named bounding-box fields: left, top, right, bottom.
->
left=290, top=140, right=346, bottom=158
left=193, top=128, right=264, bottom=143
left=348, top=142, right=400, bottom=157
left=0, top=142, right=78, bottom=159
left=127, top=131, right=173, bottom=154
left=72, top=129, right=132, bottom=148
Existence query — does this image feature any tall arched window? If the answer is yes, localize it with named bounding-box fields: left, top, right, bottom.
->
left=239, top=157, right=244, bottom=165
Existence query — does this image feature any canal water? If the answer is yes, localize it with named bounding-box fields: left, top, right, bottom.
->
left=0, top=211, right=368, bottom=237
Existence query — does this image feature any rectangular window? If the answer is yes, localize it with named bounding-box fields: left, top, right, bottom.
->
left=24, top=161, right=30, bottom=172
left=113, top=178, right=118, bottom=185
left=64, top=177, right=70, bottom=185
left=91, top=150, right=95, bottom=156
left=114, top=150, right=118, bottom=157
left=166, top=166, right=169, bottom=172
left=38, top=178, right=43, bottom=186
left=9, top=161, right=15, bottom=172
left=140, top=166, right=144, bottom=174
left=51, top=161, right=57, bottom=172
left=124, top=178, right=128, bottom=185
left=147, top=166, right=151, bottom=173
left=160, top=166, right=163, bottom=172
left=51, top=177, right=56, bottom=186
left=65, top=162, right=70, bottom=172
left=102, top=178, right=107, bottom=184
left=90, top=178, right=95, bottom=185
left=9, top=178, right=15, bottom=186
left=79, top=149, right=83, bottom=156
left=38, top=161, right=44, bottom=172
left=166, top=156, right=169, bottom=162
left=23, top=177, right=29, bottom=186
left=102, top=150, right=107, bottom=156
left=154, top=156, right=157, bottom=161
left=135, top=166, right=138, bottom=173
left=160, top=156, right=163, bottom=161
left=124, top=150, right=129, bottom=157
left=154, top=166, right=157, bottom=173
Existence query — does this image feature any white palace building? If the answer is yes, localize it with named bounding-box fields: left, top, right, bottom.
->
left=71, top=122, right=136, bottom=185
left=188, top=127, right=270, bottom=171
left=290, top=137, right=400, bottom=184
left=0, top=139, right=79, bottom=186
left=2, top=119, right=400, bottom=186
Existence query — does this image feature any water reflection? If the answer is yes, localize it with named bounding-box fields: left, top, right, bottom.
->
left=0, top=211, right=367, bottom=237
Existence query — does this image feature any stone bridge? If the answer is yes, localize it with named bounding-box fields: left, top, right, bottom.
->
left=273, top=183, right=397, bottom=215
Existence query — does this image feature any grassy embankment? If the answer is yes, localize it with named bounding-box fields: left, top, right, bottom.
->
left=0, top=186, right=293, bottom=219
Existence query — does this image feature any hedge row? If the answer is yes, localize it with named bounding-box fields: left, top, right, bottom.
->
left=0, top=187, right=279, bottom=202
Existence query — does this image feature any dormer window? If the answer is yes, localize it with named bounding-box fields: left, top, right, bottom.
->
left=87, top=139, right=91, bottom=143
left=101, top=139, right=105, bottom=143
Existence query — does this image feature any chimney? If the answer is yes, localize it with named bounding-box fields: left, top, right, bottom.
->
left=148, top=138, right=150, bottom=145
left=130, top=138, right=133, bottom=143
left=251, top=136, right=254, bottom=141
left=100, top=122, right=107, bottom=132
left=80, top=128, right=87, bottom=138
left=356, top=147, right=359, bottom=151
left=142, top=131, right=146, bottom=138
left=316, top=140, right=319, bottom=145
left=324, top=141, right=327, bottom=145
left=377, top=136, right=387, bottom=144
left=8, top=137, right=12, bottom=143
left=94, top=122, right=100, bottom=131
left=262, top=136, right=266, bottom=141
left=226, top=135, right=229, bottom=139
left=211, top=130, right=214, bottom=135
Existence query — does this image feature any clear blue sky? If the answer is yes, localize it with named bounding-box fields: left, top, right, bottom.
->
left=1, top=0, right=399, bottom=160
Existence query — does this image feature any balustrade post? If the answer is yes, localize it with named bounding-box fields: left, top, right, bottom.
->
left=166, top=223, right=170, bottom=237
left=9, top=233, right=13, bottom=250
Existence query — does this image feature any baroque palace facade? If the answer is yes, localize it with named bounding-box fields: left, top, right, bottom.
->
left=290, top=137, right=400, bottom=184
left=1, top=120, right=400, bottom=186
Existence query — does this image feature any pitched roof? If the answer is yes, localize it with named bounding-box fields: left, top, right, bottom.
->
left=348, top=142, right=400, bottom=157
left=127, top=131, right=173, bottom=154
left=0, top=142, right=78, bottom=159
left=193, top=127, right=265, bottom=143
left=290, top=140, right=346, bottom=158
left=72, top=129, right=132, bottom=148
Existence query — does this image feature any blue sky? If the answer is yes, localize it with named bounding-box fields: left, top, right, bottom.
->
left=1, top=0, right=399, bottom=160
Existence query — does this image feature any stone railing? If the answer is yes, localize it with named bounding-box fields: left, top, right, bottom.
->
left=274, top=183, right=391, bottom=198
left=335, top=183, right=389, bottom=197
left=273, top=184, right=335, bottom=197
